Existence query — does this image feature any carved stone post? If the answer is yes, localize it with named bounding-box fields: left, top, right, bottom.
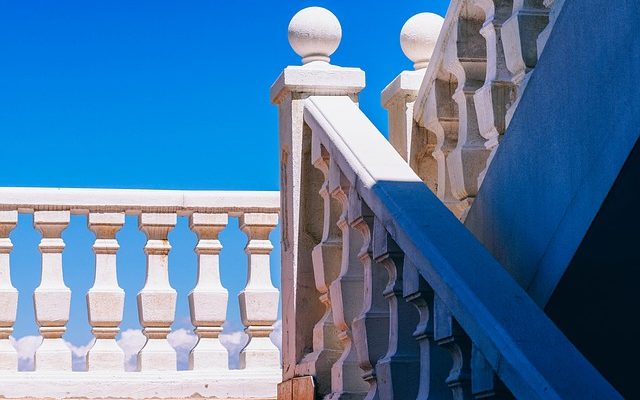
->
left=271, top=6, right=365, bottom=386
left=86, top=212, right=125, bottom=371
left=349, top=196, right=389, bottom=399
left=0, top=211, right=17, bottom=371
left=188, top=213, right=229, bottom=370
left=382, top=13, right=443, bottom=162
left=33, top=211, right=71, bottom=371
left=471, top=345, right=513, bottom=399
left=434, top=295, right=472, bottom=400
left=372, top=218, right=421, bottom=400
left=137, top=213, right=177, bottom=371
left=327, top=164, right=368, bottom=399
left=403, top=259, right=451, bottom=400
left=239, top=212, right=280, bottom=369
left=473, top=0, right=517, bottom=187
left=443, top=12, right=492, bottom=220
left=296, top=137, right=343, bottom=396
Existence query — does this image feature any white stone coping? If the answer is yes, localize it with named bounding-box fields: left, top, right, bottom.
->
left=0, top=187, right=279, bottom=216
left=270, top=64, right=365, bottom=104
left=0, top=369, right=280, bottom=399
left=303, top=95, right=618, bottom=399
left=381, top=69, right=425, bottom=108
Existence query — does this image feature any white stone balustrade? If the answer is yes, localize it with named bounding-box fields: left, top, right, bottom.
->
left=34, top=210, right=72, bottom=371
left=87, top=212, right=125, bottom=371
left=137, top=212, right=178, bottom=371
left=402, top=0, right=570, bottom=221
left=188, top=212, right=228, bottom=370
left=284, top=93, right=619, bottom=400
left=239, top=212, right=280, bottom=370
left=0, top=211, right=17, bottom=371
left=0, top=187, right=280, bottom=400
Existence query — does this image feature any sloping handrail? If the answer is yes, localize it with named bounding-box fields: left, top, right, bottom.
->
left=303, top=95, right=620, bottom=399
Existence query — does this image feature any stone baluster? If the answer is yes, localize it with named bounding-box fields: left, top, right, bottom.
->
left=501, top=0, right=549, bottom=125
left=296, top=136, right=342, bottom=396
left=443, top=9, right=491, bottom=220
left=402, top=259, right=451, bottom=400
left=33, top=211, right=71, bottom=371
left=272, top=6, right=365, bottom=384
left=188, top=213, right=229, bottom=370
left=327, top=162, right=368, bottom=399
left=434, top=295, right=472, bottom=400
left=86, top=212, right=125, bottom=371
left=349, top=195, right=389, bottom=399
left=372, top=218, right=421, bottom=400
left=238, top=213, right=280, bottom=369
left=0, top=211, right=17, bottom=371
left=473, top=0, right=517, bottom=186
left=382, top=13, right=444, bottom=162
left=471, top=345, right=513, bottom=399
left=137, top=213, right=177, bottom=371
left=423, top=73, right=465, bottom=219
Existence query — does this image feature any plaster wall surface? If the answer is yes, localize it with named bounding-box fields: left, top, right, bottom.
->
left=465, top=0, right=640, bottom=305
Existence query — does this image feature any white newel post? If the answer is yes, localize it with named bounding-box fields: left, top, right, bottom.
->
left=137, top=213, right=177, bottom=371
left=188, top=213, right=229, bottom=370
left=239, top=213, right=279, bottom=369
left=271, top=6, right=365, bottom=384
left=382, top=13, right=442, bottom=163
left=33, top=211, right=71, bottom=371
left=0, top=211, right=17, bottom=370
left=86, top=212, right=125, bottom=371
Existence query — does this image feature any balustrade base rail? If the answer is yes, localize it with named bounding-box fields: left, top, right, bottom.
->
left=0, top=370, right=280, bottom=399
left=0, top=187, right=281, bottom=400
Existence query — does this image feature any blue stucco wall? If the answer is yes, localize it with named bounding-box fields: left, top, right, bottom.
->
left=465, top=0, right=640, bottom=305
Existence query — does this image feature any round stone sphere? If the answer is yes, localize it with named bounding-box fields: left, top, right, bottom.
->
left=400, top=13, right=444, bottom=69
left=288, top=7, right=342, bottom=64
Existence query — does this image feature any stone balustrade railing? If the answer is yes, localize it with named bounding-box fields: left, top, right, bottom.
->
left=274, top=7, right=620, bottom=400
left=393, top=0, right=567, bottom=220
left=0, top=187, right=281, bottom=399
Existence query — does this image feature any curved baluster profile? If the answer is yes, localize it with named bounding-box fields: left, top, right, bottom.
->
left=188, top=213, right=229, bottom=370
left=372, top=219, right=420, bottom=400
left=327, top=164, right=368, bottom=400
left=86, top=212, right=125, bottom=371
left=297, top=136, right=343, bottom=396
left=443, top=9, right=491, bottom=219
left=0, top=211, right=17, bottom=371
left=349, top=195, right=389, bottom=399
left=434, top=295, right=472, bottom=400
left=403, top=259, right=451, bottom=400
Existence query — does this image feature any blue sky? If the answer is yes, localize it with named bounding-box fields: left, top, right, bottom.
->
left=0, top=0, right=449, bottom=368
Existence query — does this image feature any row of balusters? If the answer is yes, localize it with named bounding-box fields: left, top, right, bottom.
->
left=0, top=209, right=280, bottom=372
left=415, top=0, right=561, bottom=220
left=300, top=138, right=513, bottom=400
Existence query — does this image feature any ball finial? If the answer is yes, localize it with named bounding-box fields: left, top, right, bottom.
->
left=288, top=7, right=342, bottom=65
left=400, top=13, right=444, bottom=70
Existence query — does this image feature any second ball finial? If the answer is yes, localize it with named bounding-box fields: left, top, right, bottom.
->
left=400, top=13, right=444, bottom=70
left=288, top=7, right=342, bottom=65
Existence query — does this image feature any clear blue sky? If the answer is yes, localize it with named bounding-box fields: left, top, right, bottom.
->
left=0, top=0, right=449, bottom=351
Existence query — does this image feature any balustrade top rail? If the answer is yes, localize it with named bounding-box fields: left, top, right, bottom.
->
left=0, top=187, right=280, bottom=215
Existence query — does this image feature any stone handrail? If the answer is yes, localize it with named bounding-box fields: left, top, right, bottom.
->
left=0, top=187, right=281, bottom=399
left=298, top=94, right=620, bottom=399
